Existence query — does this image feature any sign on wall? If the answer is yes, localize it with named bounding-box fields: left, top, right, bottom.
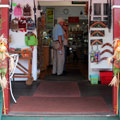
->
left=68, top=17, right=79, bottom=23
left=46, top=8, right=54, bottom=29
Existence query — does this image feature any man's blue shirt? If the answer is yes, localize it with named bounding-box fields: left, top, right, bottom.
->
left=53, top=24, right=64, bottom=41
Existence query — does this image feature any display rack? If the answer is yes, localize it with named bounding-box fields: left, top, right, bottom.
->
left=9, top=50, right=33, bottom=84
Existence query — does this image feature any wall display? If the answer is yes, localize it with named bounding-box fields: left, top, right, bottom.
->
left=90, top=21, right=107, bottom=28
left=91, top=30, right=105, bottom=37
left=23, top=4, right=31, bottom=16
left=46, top=8, right=54, bottom=29
left=90, top=39, right=103, bottom=45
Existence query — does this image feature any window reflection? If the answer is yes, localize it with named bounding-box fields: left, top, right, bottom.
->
left=94, top=3, right=101, bottom=15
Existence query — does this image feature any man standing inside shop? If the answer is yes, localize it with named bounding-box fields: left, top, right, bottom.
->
left=52, top=17, right=65, bottom=76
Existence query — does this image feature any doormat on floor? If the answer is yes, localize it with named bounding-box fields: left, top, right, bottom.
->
left=10, top=96, right=111, bottom=114
left=33, top=81, right=81, bottom=97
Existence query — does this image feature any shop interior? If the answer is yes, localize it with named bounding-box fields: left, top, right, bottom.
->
left=8, top=1, right=113, bottom=116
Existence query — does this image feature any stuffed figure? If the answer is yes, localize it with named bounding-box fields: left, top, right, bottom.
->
left=0, top=34, right=14, bottom=90
left=108, top=38, right=120, bottom=86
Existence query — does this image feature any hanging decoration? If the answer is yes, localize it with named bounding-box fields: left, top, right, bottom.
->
left=90, top=40, right=101, bottom=64
left=101, top=43, right=113, bottom=49
left=25, top=32, right=38, bottom=47
left=90, top=21, right=107, bottom=28
left=27, top=18, right=35, bottom=30
left=90, top=39, right=103, bottom=45
left=100, top=49, right=113, bottom=56
left=18, top=17, right=27, bottom=32
left=90, top=46, right=96, bottom=63
left=10, top=18, right=19, bottom=32
left=23, top=4, right=31, bottom=16
left=91, top=30, right=105, bottom=37
left=14, top=4, right=22, bottom=17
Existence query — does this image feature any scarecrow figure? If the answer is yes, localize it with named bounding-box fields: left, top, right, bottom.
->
left=0, top=34, right=14, bottom=114
left=107, top=38, right=120, bottom=115
left=108, top=38, right=120, bottom=86
left=0, top=34, right=14, bottom=90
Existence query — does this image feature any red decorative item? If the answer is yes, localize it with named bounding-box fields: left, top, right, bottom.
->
left=68, top=17, right=79, bottom=23
left=19, top=17, right=27, bottom=32
left=100, top=71, right=113, bottom=85
left=19, top=17, right=27, bottom=29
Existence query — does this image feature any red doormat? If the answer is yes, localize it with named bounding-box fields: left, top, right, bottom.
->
left=33, top=81, right=81, bottom=97
left=10, top=96, right=111, bottom=114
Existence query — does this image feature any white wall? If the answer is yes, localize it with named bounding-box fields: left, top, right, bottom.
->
left=88, top=0, right=113, bottom=79
left=42, top=6, right=88, bottom=20
left=9, top=0, right=38, bottom=81
left=38, top=1, right=87, bottom=6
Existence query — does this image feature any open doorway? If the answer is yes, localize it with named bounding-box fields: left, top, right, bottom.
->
left=9, top=1, right=113, bottom=116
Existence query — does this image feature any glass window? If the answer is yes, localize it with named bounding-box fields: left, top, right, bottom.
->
left=93, top=17, right=101, bottom=21
left=104, top=3, right=108, bottom=15
left=94, top=3, right=101, bottom=15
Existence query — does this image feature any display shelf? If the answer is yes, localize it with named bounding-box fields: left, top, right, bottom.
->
left=9, top=50, right=33, bottom=85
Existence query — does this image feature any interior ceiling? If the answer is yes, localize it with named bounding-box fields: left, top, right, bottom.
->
left=38, top=1, right=88, bottom=6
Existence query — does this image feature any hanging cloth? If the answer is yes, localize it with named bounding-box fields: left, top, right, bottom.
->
left=25, top=32, right=38, bottom=46
left=14, top=4, right=22, bottom=17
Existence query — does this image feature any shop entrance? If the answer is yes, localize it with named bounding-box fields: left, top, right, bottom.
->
left=8, top=1, right=113, bottom=116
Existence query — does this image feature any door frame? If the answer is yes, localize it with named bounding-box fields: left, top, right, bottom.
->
left=0, top=0, right=120, bottom=116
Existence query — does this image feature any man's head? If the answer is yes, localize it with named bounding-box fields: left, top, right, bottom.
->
left=62, top=22, right=68, bottom=31
left=57, top=17, right=64, bottom=26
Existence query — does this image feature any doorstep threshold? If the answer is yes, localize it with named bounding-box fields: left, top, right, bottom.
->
left=8, top=112, right=115, bottom=117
